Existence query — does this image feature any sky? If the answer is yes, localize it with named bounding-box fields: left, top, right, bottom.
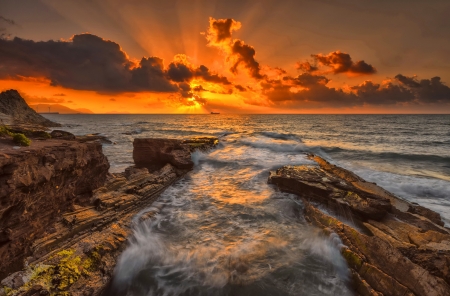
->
left=0, top=0, right=450, bottom=114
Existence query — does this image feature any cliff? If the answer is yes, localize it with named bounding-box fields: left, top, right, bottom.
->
left=0, top=136, right=218, bottom=296
left=269, top=155, right=450, bottom=296
left=0, top=138, right=110, bottom=279
left=0, top=90, right=60, bottom=127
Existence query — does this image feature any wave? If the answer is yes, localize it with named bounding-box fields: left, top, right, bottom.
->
left=258, top=131, right=302, bottom=142
left=323, top=147, right=450, bottom=164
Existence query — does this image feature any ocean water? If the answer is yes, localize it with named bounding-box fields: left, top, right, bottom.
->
left=44, top=114, right=450, bottom=295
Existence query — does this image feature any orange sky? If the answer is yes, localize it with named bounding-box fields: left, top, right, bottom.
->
left=1, top=0, right=449, bottom=114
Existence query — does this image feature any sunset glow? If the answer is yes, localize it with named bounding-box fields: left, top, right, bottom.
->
left=1, top=1, right=449, bottom=114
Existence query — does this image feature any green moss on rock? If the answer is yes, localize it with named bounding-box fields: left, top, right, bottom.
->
left=13, top=133, right=31, bottom=146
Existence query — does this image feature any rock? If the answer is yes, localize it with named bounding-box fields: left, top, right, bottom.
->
left=1, top=271, right=25, bottom=289
left=0, top=139, right=109, bottom=278
left=269, top=154, right=450, bottom=296
left=269, top=165, right=391, bottom=220
left=0, top=136, right=214, bottom=296
left=133, top=138, right=193, bottom=170
left=76, top=134, right=112, bottom=144
left=0, top=90, right=60, bottom=127
left=50, top=130, right=76, bottom=140
left=133, top=137, right=218, bottom=170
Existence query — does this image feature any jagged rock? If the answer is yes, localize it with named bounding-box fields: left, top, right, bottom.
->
left=0, top=138, right=216, bottom=296
left=133, top=137, right=218, bottom=170
left=0, top=90, right=60, bottom=127
left=269, top=165, right=391, bottom=220
left=0, top=139, right=109, bottom=278
left=269, top=154, right=450, bottom=296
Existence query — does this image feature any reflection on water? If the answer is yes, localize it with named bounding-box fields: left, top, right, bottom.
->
left=110, top=135, right=353, bottom=295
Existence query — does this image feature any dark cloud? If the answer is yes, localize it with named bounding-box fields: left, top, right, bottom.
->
left=235, top=85, right=247, bottom=92
left=110, top=98, right=116, bottom=101
left=260, top=72, right=449, bottom=109
left=130, top=57, right=176, bottom=92
left=395, top=74, right=450, bottom=103
left=0, top=34, right=232, bottom=108
left=206, top=17, right=241, bottom=44
left=0, top=16, right=18, bottom=26
left=192, top=85, right=207, bottom=92
left=195, top=65, right=231, bottom=85
left=230, top=40, right=265, bottom=80
left=351, top=81, right=415, bottom=105
left=0, top=34, right=176, bottom=92
left=295, top=61, right=318, bottom=73
left=53, top=93, right=66, bottom=96
left=310, top=51, right=376, bottom=75
left=167, top=62, right=231, bottom=85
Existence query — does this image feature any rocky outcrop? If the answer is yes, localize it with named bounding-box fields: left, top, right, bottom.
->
left=0, top=137, right=218, bottom=296
left=269, top=155, right=450, bottom=296
left=133, top=136, right=218, bottom=170
left=0, top=90, right=60, bottom=127
left=0, top=139, right=109, bottom=279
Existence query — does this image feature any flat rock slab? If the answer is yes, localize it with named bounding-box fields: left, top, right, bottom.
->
left=269, top=155, right=450, bottom=296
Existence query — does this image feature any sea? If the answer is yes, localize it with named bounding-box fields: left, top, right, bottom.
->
left=43, top=114, right=450, bottom=296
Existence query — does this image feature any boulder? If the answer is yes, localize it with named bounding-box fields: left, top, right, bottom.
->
left=133, top=137, right=218, bottom=170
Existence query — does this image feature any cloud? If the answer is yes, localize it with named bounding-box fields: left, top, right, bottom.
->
left=206, top=17, right=265, bottom=80
left=395, top=74, right=450, bottom=103
left=351, top=81, right=415, bottom=105
left=235, top=85, right=247, bottom=92
left=259, top=72, right=449, bottom=109
left=0, top=16, right=18, bottom=26
left=230, top=40, right=265, bottom=79
left=110, top=98, right=116, bottom=101
left=167, top=59, right=230, bottom=85
left=53, top=93, right=66, bottom=96
left=0, top=34, right=177, bottom=92
left=0, top=33, right=234, bottom=107
left=205, top=17, right=241, bottom=45
left=303, top=51, right=376, bottom=75
left=295, top=61, right=318, bottom=73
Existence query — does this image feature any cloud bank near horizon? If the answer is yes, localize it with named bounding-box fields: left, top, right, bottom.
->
left=0, top=17, right=449, bottom=110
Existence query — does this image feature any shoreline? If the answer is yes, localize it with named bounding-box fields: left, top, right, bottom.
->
left=0, top=126, right=449, bottom=295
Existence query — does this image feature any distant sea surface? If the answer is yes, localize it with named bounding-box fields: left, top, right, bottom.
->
left=44, top=114, right=450, bottom=295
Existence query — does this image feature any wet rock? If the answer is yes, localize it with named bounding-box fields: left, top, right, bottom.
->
left=269, top=165, right=391, bottom=220
left=76, top=134, right=112, bottom=144
left=0, top=136, right=215, bottom=296
left=50, top=130, right=76, bottom=140
left=269, top=154, right=450, bottom=296
left=133, top=137, right=218, bottom=170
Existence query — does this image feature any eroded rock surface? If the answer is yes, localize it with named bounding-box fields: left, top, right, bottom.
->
left=0, top=139, right=109, bottom=279
left=0, top=137, right=217, bottom=296
left=269, top=155, right=450, bottom=296
left=133, top=136, right=218, bottom=170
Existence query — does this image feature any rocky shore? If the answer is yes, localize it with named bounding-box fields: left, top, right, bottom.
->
left=269, top=155, right=450, bottom=296
left=0, top=129, right=218, bottom=295
left=1, top=90, right=449, bottom=296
